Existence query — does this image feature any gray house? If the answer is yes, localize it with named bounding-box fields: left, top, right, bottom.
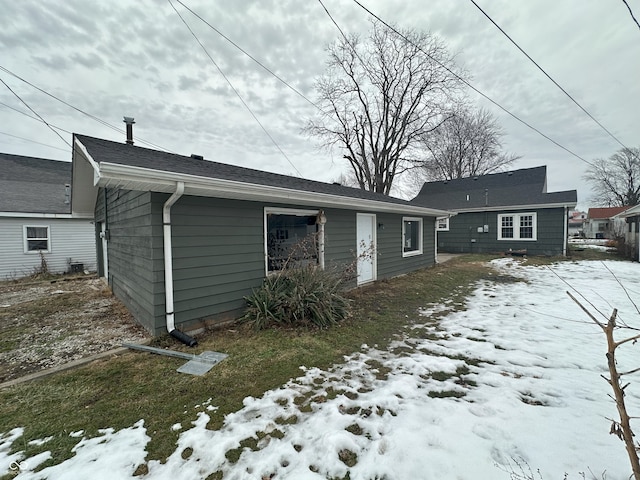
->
left=0, top=153, right=96, bottom=279
left=412, top=166, right=577, bottom=256
left=71, top=134, right=449, bottom=339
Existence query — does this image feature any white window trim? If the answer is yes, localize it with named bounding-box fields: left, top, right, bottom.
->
left=436, top=216, right=449, bottom=231
left=402, top=217, right=423, bottom=257
left=497, top=212, right=537, bottom=241
left=23, top=224, right=51, bottom=253
left=264, top=207, right=322, bottom=275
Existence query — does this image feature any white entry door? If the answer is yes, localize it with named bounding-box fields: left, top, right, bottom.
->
left=356, top=213, right=376, bottom=285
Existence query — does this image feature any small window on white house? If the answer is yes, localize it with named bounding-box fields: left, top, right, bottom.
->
left=436, top=217, right=449, bottom=231
left=403, top=217, right=423, bottom=256
left=265, top=209, right=320, bottom=273
left=24, top=226, right=50, bottom=253
left=497, top=213, right=537, bottom=241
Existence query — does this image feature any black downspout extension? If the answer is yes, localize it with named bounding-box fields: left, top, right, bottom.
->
left=170, top=329, right=198, bottom=347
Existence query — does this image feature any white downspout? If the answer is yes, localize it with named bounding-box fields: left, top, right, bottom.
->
left=318, top=210, right=327, bottom=270
left=163, top=182, right=196, bottom=346
left=563, top=206, right=568, bottom=257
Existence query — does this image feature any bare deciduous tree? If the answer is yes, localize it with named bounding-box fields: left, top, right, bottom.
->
left=584, top=147, right=640, bottom=207
left=415, top=103, right=519, bottom=182
left=306, top=21, right=463, bottom=195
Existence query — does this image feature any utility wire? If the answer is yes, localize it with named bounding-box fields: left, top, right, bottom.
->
left=174, top=0, right=321, bottom=113
left=622, top=0, right=640, bottom=31
left=0, top=65, right=175, bottom=153
left=1, top=77, right=71, bottom=148
left=0, top=101, right=73, bottom=134
left=350, top=0, right=596, bottom=168
left=469, top=0, right=634, bottom=155
left=168, top=0, right=303, bottom=177
left=0, top=130, right=70, bottom=152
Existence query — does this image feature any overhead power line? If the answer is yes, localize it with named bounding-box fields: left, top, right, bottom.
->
left=1, top=77, right=71, bottom=148
left=469, top=0, right=634, bottom=155
left=168, top=0, right=303, bottom=177
left=0, top=130, right=70, bottom=152
left=0, top=101, right=73, bottom=134
left=174, top=0, right=321, bottom=112
left=0, top=65, right=175, bottom=153
left=349, top=0, right=596, bottom=168
left=622, top=0, right=640, bottom=31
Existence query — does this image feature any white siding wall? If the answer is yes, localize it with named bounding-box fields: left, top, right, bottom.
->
left=0, top=217, right=96, bottom=279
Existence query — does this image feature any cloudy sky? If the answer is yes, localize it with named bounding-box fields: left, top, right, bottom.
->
left=1, top=0, right=638, bottom=209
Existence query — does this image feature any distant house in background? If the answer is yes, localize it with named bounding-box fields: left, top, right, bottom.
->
left=412, top=166, right=577, bottom=256
left=568, top=210, right=587, bottom=237
left=0, top=153, right=96, bottom=279
left=583, top=206, right=630, bottom=239
left=613, top=204, right=640, bottom=261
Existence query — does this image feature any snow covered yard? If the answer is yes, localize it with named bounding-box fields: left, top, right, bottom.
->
left=1, top=259, right=639, bottom=479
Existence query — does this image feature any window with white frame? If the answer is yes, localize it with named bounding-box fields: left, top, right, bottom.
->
left=24, top=225, right=50, bottom=253
left=436, top=216, right=449, bottom=231
left=402, top=217, right=423, bottom=256
left=497, top=213, right=537, bottom=241
left=265, top=209, right=320, bottom=273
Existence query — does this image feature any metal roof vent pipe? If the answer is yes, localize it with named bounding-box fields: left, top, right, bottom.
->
left=124, top=116, right=135, bottom=145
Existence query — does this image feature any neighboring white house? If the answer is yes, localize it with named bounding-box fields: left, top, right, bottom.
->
left=0, top=153, right=96, bottom=279
left=583, top=206, right=630, bottom=239
left=568, top=210, right=587, bottom=236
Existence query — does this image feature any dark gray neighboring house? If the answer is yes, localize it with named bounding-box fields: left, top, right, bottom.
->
left=0, top=153, right=96, bottom=279
left=71, top=134, right=450, bottom=336
left=412, top=166, right=577, bottom=256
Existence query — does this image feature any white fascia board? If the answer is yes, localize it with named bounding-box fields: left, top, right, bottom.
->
left=0, top=212, right=91, bottom=219
left=73, top=137, right=101, bottom=186
left=613, top=205, right=640, bottom=218
left=96, top=162, right=452, bottom=217
left=450, top=202, right=577, bottom=213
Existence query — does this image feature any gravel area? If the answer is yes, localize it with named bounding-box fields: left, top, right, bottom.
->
left=0, top=275, right=149, bottom=383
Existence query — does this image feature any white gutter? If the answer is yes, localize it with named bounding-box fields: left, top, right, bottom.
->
left=95, top=162, right=452, bottom=217
left=162, top=182, right=197, bottom=346
left=448, top=202, right=577, bottom=213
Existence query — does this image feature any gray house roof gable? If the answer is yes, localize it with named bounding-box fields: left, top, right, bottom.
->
left=0, top=152, right=72, bottom=215
left=73, top=134, right=450, bottom=217
left=412, top=166, right=577, bottom=212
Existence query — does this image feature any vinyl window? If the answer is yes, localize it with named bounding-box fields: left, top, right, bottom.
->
left=265, top=208, right=320, bottom=273
left=436, top=217, right=449, bottom=231
left=402, top=217, right=423, bottom=256
left=497, top=213, right=537, bottom=241
left=24, top=225, right=50, bottom=253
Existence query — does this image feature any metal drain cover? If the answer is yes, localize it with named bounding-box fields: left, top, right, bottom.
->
left=177, top=351, right=229, bottom=376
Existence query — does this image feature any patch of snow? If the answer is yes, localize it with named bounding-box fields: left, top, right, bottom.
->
left=27, top=437, right=53, bottom=447
left=1, top=260, right=639, bottom=479
left=68, top=430, right=84, bottom=438
left=170, top=424, right=182, bottom=432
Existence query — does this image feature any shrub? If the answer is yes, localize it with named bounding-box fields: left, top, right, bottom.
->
left=242, top=265, right=351, bottom=330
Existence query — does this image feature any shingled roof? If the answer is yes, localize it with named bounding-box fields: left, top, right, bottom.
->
left=0, top=153, right=71, bottom=214
left=411, top=166, right=577, bottom=211
left=587, top=206, right=630, bottom=219
left=72, top=134, right=448, bottom=216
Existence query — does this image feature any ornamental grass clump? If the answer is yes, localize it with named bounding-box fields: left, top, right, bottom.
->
left=243, top=266, right=351, bottom=330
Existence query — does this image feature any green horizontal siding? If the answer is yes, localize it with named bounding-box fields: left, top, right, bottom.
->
left=100, top=189, right=159, bottom=333
left=438, top=208, right=567, bottom=256
left=377, top=213, right=435, bottom=278
left=102, top=191, right=440, bottom=335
